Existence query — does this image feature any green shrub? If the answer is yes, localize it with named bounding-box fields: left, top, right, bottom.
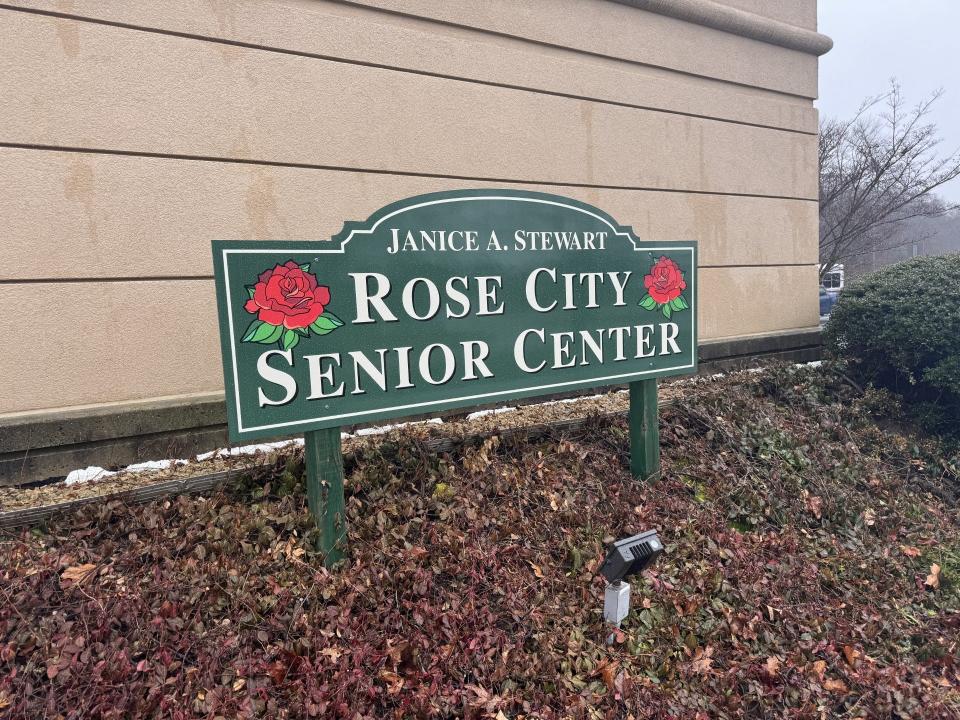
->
left=823, top=254, right=960, bottom=434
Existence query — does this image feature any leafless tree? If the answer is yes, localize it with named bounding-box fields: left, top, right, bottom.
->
left=818, top=80, right=960, bottom=280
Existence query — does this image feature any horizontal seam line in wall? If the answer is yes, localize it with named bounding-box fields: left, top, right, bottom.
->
left=0, top=143, right=820, bottom=203
left=327, top=0, right=816, bottom=102
left=699, top=263, right=816, bottom=269
left=0, top=4, right=816, bottom=136
left=0, top=277, right=214, bottom=285
left=0, top=265, right=819, bottom=285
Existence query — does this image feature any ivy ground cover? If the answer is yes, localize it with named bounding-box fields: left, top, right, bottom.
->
left=1, top=365, right=958, bottom=718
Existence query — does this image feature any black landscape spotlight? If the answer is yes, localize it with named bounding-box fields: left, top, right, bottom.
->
left=599, top=529, right=663, bottom=627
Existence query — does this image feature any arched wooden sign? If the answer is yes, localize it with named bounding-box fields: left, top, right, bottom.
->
left=213, top=190, right=697, bottom=563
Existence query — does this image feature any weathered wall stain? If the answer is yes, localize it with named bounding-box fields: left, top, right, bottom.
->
left=64, top=157, right=98, bottom=246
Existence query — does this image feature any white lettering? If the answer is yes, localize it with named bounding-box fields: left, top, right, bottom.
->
left=525, top=267, right=557, bottom=313
left=461, top=341, right=494, bottom=380
left=660, top=322, right=681, bottom=355
left=608, top=271, right=631, bottom=306
left=347, top=349, right=388, bottom=395
left=552, top=331, right=576, bottom=368
left=637, top=324, right=655, bottom=357
left=476, top=276, right=504, bottom=315
left=401, top=277, right=441, bottom=321
left=305, top=353, right=345, bottom=399
left=514, top=328, right=546, bottom=373
left=444, top=276, right=471, bottom=319
left=257, top=349, right=297, bottom=406
left=350, top=272, right=397, bottom=324
left=419, top=343, right=456, bottom=385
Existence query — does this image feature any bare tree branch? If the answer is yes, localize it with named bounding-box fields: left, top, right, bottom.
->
left=819, top=80, right=960, bottom=278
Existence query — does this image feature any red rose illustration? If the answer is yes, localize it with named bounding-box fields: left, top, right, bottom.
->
left=639, top=256, right=689, bottom=319
left=643, top=256, right=686, bottom=304
left=244, top=261, right=331, bottom=330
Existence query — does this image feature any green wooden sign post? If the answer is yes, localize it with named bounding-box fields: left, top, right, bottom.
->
left=303, top=427, right=347, bottom=564
left=629, top=380, right=660, bottom=480
left=213, top=190, right=695, bottom=565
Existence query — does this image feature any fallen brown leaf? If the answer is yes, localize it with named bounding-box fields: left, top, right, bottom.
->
left=60, top=563, right=97, bottom=586
left=379, top=670, right=404, bottom=695
left=691, top=646, right=714, bottom=674
left=843, top=645, right=860, bottom=668
left=266, top=661, right=287, bottom=685
left=320, top=647, right=342, bottom=662
left=824, top=677, right=848, bottom=693
left=385, top=640, right=408, bottom=668
left=926, top=563, right=941, bottom=590
left=599, top=660, right=619, bottom=692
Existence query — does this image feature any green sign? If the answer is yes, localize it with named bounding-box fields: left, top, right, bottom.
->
left=213, top=189, right=697, bottom=564
left=213, top=190, right=697, bottom=443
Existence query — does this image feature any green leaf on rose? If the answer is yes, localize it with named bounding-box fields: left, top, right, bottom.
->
left=242, top=320, right=284, bottom=344
left=639, top=295, right=658, bottom=311
left=662, top=303, right=672, bottom=320
left=312, top=314, right=342, bottom=332
left=309, top=320, right=336, bottom=336
left=294, top=326, right=310, bottom=337
left=249, top=323, right=283, bottom=344
left=299, top=263, right=310, bottom=272
left=321, top=311, right=344, bottom=327
left=670, top=297, right=687, bottom=312
left=241, top=319, right=264, bottom=342
left=281, top=329, right=300, bottom=351
left=245, top=286, right=256, bottom=300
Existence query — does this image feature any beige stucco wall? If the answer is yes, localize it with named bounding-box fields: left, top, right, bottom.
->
left=0, top=0, right=825, bottom=417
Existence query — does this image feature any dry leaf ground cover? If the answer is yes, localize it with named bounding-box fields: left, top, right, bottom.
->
left=1, top=365, right=959, bottom=718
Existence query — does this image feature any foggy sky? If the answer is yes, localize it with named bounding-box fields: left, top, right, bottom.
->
left=817, top=0, right=960, bottom=202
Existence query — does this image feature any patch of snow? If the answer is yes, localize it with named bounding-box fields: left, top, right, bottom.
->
left=64, top=466, right=117, bottom=485
left=539, top=392, right=612, bottom=407
left=220, top=439, right=302, bottom=457
left=354, top=418, right=443, bottom=436
left=124, top=459, right=189, bottom=473
left=196, top=439, right=303, bottom=461
left=680, top=367, right=768, bottom=384
left=465, top=406, right=516, bottom=420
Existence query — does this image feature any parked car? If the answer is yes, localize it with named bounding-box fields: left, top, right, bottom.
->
left=819, top=286, right=839, bottom=316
